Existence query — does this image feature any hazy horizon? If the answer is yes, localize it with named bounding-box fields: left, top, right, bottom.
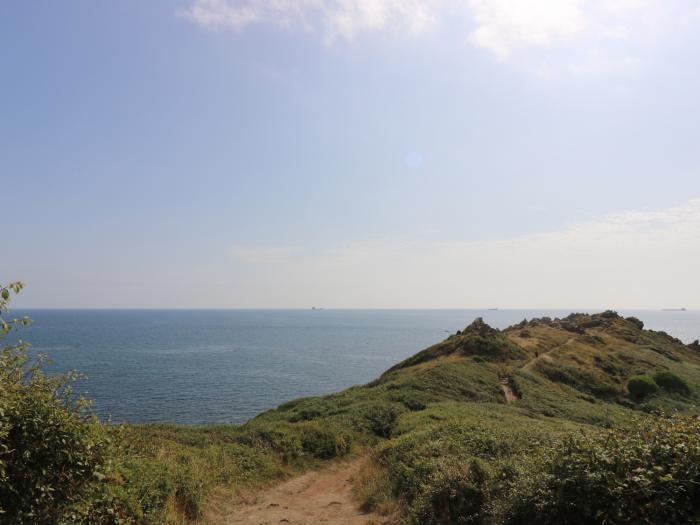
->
left=3, top=1, right=700, bottom=309
left=9, top=306, right=698, bottom=314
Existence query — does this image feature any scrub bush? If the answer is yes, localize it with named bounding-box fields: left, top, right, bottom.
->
left=627, top=375, right=659, bottom=399
left=299, top=422, right=351, bottom=458
left=411, top=458, right=490, bottom=525
left=652, top=371, right=691, bottom=395
left=510, top=415, right=700, bottom=524
left=0, top=282, right=110, bottom=523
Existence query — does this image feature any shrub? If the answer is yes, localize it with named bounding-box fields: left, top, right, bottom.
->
left=0, top=282, right=111, bottom=523
left=388, top=391, right=430, bottom=411
left=0, top=370, right=110, bottom=523
left=510, top=415, right=700, bottom=524
left=363, top=403, right=406, bottom=437
left=299, top=422, right=351, bottom=459
left=652, top=371, right=691, bottom=395
left=411, top=458, right=490, bottom=525
left=237, top=426, right=303, bottom=463
left=627, top=375, right=659, bottom=399
left=537, top=362, right=619, bottom=399
left=626, top=316, right=644, bottom=330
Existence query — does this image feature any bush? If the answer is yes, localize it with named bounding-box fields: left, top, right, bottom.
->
left=627, top=375, right=659, bottom=399
left=626, top=316, right=644, bottom=330
left=537, top=362, right=619, bottom=399
left=411, top=458, right=490, bottom=525
left=652, top=371, right=691, bottom=395
left=364, top=403, right=406, bottom=437
left=237, top=426, right=303, bottom=463
left=299, top=422, right=351, bottom=459
left=0, top=282, right=111, bottom=523
left=510, top=415, right=700, bottom=524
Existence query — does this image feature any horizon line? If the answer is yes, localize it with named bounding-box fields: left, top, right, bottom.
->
left=7, top=307, right=695, bottom=312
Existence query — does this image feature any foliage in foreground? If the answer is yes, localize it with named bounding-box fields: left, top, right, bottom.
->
left=0, top=283, right=109, bottom=523
left=510, top=415, right=700, bottom=524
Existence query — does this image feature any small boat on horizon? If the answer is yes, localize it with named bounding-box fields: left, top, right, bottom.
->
left=662, top=307, right=687, bottom=312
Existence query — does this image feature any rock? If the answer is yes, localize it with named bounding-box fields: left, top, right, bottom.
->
left=560, top=321, right=585, bottom=334
left=462, top=317, right=499, bottom=337
left=625, top=317, right=644, bottom=330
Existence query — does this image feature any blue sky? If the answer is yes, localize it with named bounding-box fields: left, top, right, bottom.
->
left=3, top=0, right=700, bottom=308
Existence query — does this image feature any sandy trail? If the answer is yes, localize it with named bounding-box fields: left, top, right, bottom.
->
left=211, top=458, right=383, bottom=525
left=499, top=377, right=518, bottom=403
left=521, top=336, right=576, bottom=372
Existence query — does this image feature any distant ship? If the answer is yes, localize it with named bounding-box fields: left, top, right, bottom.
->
left=662, top=308, right=687, bottom=311
left=487, top=308, right=499, bottom=311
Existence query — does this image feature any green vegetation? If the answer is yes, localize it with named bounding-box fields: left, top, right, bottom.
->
left=627, top=375, right=660, bottom=399
left=3, top=283, right=700, bottom=524
left=1, top=283, right=110, bottom=523
left=508, top=415, right=700, bottom=524
left=652, top=370, right=691, bottom=395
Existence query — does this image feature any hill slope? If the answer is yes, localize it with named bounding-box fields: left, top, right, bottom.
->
left=257, top=311, right=700, bottom=430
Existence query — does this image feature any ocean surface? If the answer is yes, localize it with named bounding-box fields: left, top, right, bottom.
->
left=9, top=309, right=700, bottom=425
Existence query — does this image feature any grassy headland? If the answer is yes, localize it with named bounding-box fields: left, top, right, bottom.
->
left=3, top=303, right=700, bottom=523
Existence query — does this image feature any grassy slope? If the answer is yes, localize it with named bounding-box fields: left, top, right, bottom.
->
left=114, top=312, right=700, bottom=523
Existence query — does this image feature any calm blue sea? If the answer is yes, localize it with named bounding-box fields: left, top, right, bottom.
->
left=8, top=309, right=700, bottom=425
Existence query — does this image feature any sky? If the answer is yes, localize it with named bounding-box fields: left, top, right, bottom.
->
left=2, top=0, right=700, bottom=309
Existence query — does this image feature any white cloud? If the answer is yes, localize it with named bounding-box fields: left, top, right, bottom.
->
left=467, top=0, right=586, bottom=59
left=178, top=0, right=439, bottom=41
left=177, top=0, right=697, bottom=77
left=180, top=0, right=668, bottom=55
left=181, top=0, right=260, bottom=30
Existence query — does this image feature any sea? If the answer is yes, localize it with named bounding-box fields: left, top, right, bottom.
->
left=7, top=309, right=700, bottom=425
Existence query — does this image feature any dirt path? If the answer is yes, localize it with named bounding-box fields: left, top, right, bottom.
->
left=498, top=336, right=578, bottom=404
left=209, top=458, right=384, bottom=525
left=521, top=336, right=576, bottom=372
left=499, top=377, right=518, bottom=404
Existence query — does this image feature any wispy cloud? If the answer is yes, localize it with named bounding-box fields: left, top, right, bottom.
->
left=219, top=199, right=700, bottom=309
left=467, top=0, right=586, bottom=60
left=178, top=0, right=439, bottom=42
left=180, top=0, right=681, bottom=60
left=19, top=199, right=699, bottom=308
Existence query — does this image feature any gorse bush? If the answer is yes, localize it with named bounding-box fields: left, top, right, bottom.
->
left=0, top=283, right=110, bottom=524
left=363, top=402, right=406, bottom=437
left=627, top=375, right=659, bottom=399
left=652, top=371, right=691, bottom=395
left=411, top=458, right=490, bottom=525
left=512, top=415, right=700, bottom=524
left=299, top=421, right=351, bottom=458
